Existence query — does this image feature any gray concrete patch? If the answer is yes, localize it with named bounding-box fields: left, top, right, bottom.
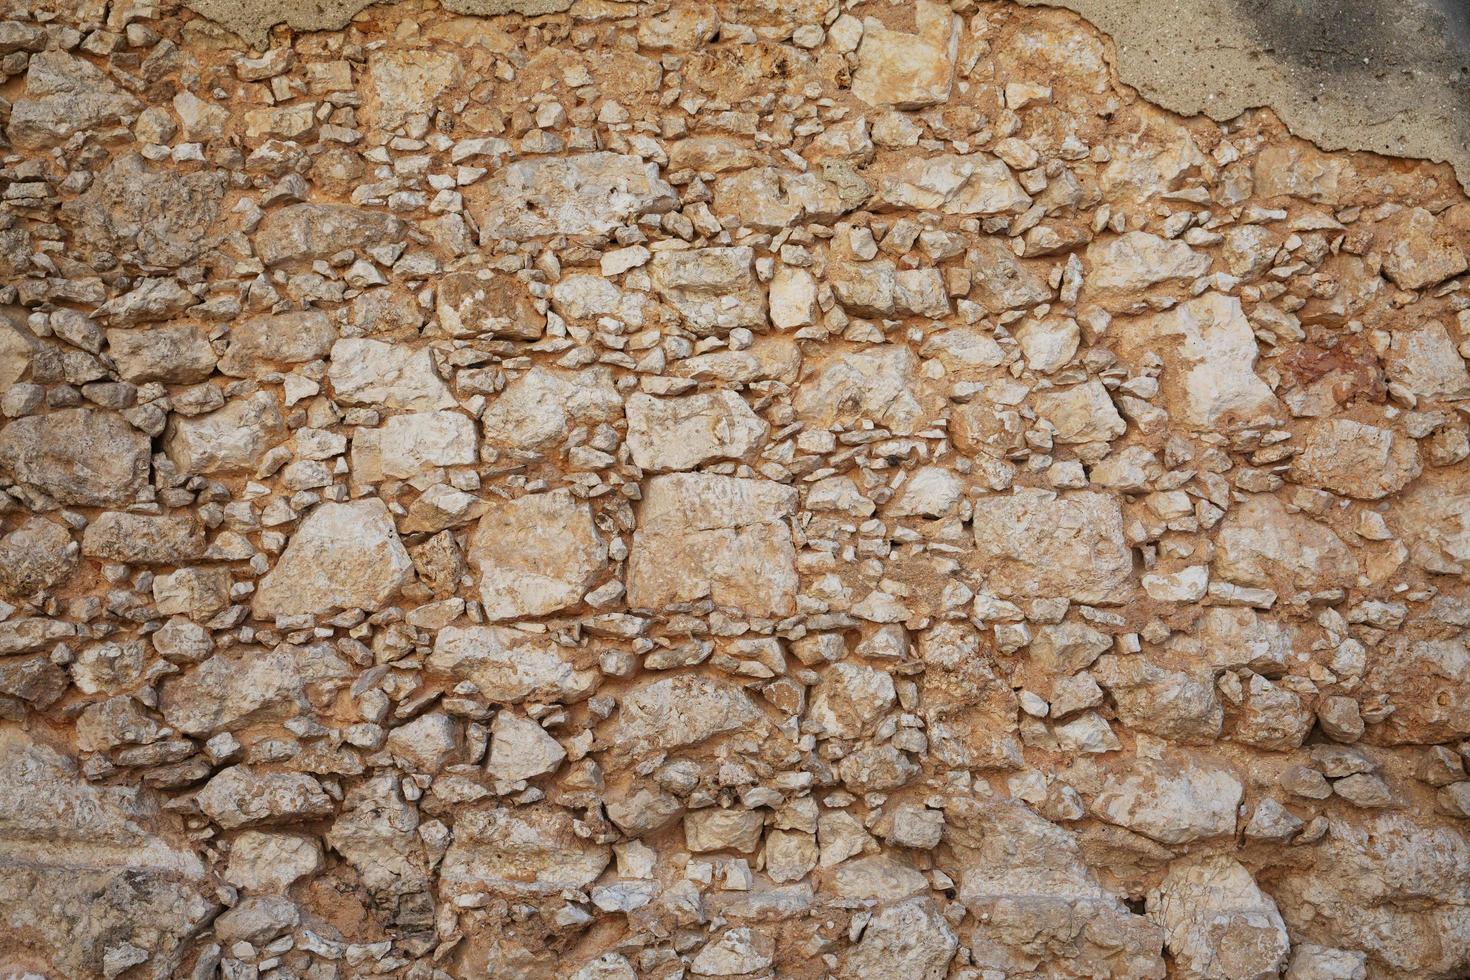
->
left=1018, top=0, right=1470, bottom=190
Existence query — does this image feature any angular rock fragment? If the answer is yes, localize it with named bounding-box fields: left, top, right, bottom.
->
left=793, top=346, right=932, bottom=436
left=612, top=674, right=763, bottom=755
left=1086, top=231, right=1210, bottom=294
left=0, top=409, right=150, bottom=506
left=1091, top=755, right=1243, bottom=844
left=1214, top=495, right=1358, bottom=594
left=368, top=49, right=462, bottom=131
left=627, top=473, right=798, bottom=616
left=327, top=339, right=456, bottom=410
left=851, top=1, right=958, bottom=109
left=0, top=730, right=213, bottom=978
left=480, top=366, right=624, bottom=450
left=1119, top=293, right=1281, bottom=430
left=440, top=804, right=610, bottom=896
left=1290, top=417, right=1421, bottom=499
left=971, top=489, right=1133, bottom=604
left=255, top=204, right=405, bottom=265
left=476, top=152, right=677, bottom=239
left=1148, top=855, right=1290, bottom=980
left=327, top=775, right=431, bottom=898
left=625, top=390, right=768, bottom=471
left=219, top=311, right=336, bottom=377
left=468, top=489, right=605, bottom=620
left=436, top=269, right=545, bottom=341
left=351, top=410, right=478, bottom=480
left=428, top=625, right=598, bottom=703
left=82, top=512, right=205, bottom=565
left=649, top=246, right=767, bottom=335
left=0, top=517, right=76, bottom=596
left=164, top=391, right=287, bottom=474
left=253, top=499, right=415, bottom=619
left=108, top=323, right=219, bottom=383
left=64, top=154, right=226, bottom=269
left=7, top=52, right=139, bottom=149
left=197, top=765, right=334, bottom=829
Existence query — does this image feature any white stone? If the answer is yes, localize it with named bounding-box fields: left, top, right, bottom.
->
left=253, top=500, right=414, bottom=619
left=468, top=490, right=606, bottom=620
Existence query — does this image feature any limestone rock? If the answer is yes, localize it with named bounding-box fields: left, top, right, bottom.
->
left=1120, top=293, right=1281, bottom=430
left=81, top=512, right=205, bottom=565
left=252, top=499, right=415, bottom=619
left=0, top=409, right=150, bottom=506
left=368, top=49, right=462, bottom=132
left=0, top=729, right=213, bottom=979
left=625, top=390, right=768, bottom=471
left=649, top=246, right=767, bottom=335
left=875, top=153, right=1030, bottom=215
left=255, top=204, right=405, bottom=265
left=164, top=391, right=287, bottom=474
left=468, top=489, right=605, bottom=620
left=627, top=473, right=798, bottom=616
left=428, top=625, right=599, bottom=703
left=225, top=832, right=323, bottom=894
left=1086, top=231, right=1210, bottom=294
left=351, top=410, right=478, bottom=481
left=219, top=311, right=337, bottom=377
left=1272, top=812, right=1470, bottom=978
left=196, top=765, right=334, bottom=829
left=1381, top=207, right=1467, bottom=290
left=794, top=346, right=932, bottom=436
left=1291, top=417, right=1421, bottom=499
left=839, top=897, right=958, bottom=979
left=1091, top=755, right=1243, bottom=844
left=808, top=662, right=896, bottom=739
left=327, top=339, right=456, bottom=410
left=1094, top=655, right=1223, bottom=743
left=488, top=712, right=566, bottom=781
left=481, top=366, right=624, bottom=451
left=1034, top=379, right=1126, bottom=444
left=327, top=775, right=431, bottom=897
left=1286, top=946, right=1368, bottom=980
left=1214, top=495, right=1358, bottom=593
left=971, top=489, right=1133, bottom=604
left=436, top=269, right=544, bottom=341
left=7, top=52, right=139, bottom=149
left=161, top=644, right=347, bottom=736
left=476, top=153, right=677, bottom=239
left=0, top=517, right=76, bottom=596
left=851, top=2, right=958, bottom=109
left=65, top=154, right=226, bottom=269
left=440, top=804, right=610, bottom=896
left=949, top=796, right=1167, bottom=978
left=108, top=323, right=219, bottom=383
left=1383, top=321, right=1470, bottom=399
left=1148, top=855, right=1290, bottom=980
left=612, top=674, right=763, bottom=755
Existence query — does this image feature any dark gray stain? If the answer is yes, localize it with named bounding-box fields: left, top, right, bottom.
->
left=1235, top=0, right=1470, bottom=149
left=1238, top=0, right=1470, bottom=77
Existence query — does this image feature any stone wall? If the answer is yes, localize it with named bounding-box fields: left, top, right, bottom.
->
left=0, top=0, right=1468, bottom=977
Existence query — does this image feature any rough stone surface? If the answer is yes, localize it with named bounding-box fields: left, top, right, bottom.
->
left=0, top=2, right=1468, bottom=978
left=0, top=409, right=150, bottom=506
left=468, top=489, right=605, bottom=620
left=252, top=499, right=414, bottom=618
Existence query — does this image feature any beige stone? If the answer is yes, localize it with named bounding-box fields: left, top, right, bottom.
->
left=253, top=499, right=415, bottom=619
left=627, top=473, right=798, bottom=616
left=468, top=489, right=606, bottom=620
